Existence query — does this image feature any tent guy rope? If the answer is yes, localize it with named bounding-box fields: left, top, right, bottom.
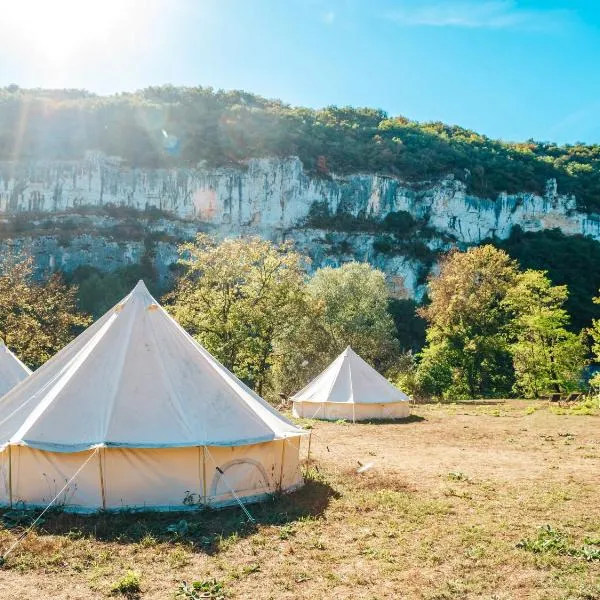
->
left=1, top=447, right=99, bottom=564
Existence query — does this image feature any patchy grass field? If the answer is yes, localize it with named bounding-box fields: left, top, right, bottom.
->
left=0, top=401, right=599, bottom=599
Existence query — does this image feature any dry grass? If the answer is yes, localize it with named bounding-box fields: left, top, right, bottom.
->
left=0, top=400, right=599, bottom=599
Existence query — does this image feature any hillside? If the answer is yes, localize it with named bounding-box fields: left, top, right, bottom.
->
left=0, top=86, right=600, bottom=341
left=1, top=85, right=600, bottom=212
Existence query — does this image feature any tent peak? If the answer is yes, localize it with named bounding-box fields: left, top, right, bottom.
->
left=133, top=280, right=150, bottom=293
left=123, top=280, right=156, bottom=308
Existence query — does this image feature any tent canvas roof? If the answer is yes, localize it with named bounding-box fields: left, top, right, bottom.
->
left=0, top=342, right=31, bottom=398
left=292, top=346, right=409, bottom=405
left=0, top=281, right=303, bottom=452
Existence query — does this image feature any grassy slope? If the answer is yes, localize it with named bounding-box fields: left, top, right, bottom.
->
left=0, top=401, right=599, bottom=599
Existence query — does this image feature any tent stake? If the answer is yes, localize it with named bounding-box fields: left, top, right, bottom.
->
left=8, top=445, right=13, bottom=509
left=98, top=448, right=106, bottom=510
left=306, top=431, right=312, bottom=465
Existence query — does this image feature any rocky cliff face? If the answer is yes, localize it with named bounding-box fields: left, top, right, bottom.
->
left=1, top=154, right=598, bottom=299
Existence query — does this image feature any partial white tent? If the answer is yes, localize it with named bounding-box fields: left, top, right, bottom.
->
left=292, top=346, right=410, bottom=422
left=0, top=341, right=31, bottom=398
left=0, top=281, right=305, bottom=512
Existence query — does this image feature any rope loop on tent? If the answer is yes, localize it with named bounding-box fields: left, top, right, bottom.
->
left=1, top=447, right=99, bottom=565
left=203, top=446, right=256, bottom=524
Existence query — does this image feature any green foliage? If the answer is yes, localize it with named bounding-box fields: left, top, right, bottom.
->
left=305, top=203, right=439, bottom=267
left=386, top=351, right=420, bottom=397
left=271, top=261, right=400, bottom=396
left=415, top=246, right=588, bottom=399
left=517, top=525, right=600, bottom=561
left=306, top=205, right=418, bottom=236
left=1, top=508, right=47, bottom=529
left=308, top=262, right=398, bottom=362
left=517, top=525, right=570, bottom=555
left=589, top=291, right=600, bottom=393
left=305, top=202, right=380, bottom=232
left=0, top=255, right=90, bottom=369
left=176, top=579, right=226, bottom=599
left=110, top=571, right=141, bottom=596
left=2, top=86, right=600, bottom=211
left=494, top=227, right=600, bottom=332
left=166, top=235, right=308, bottom=395
left=382, top=210, right=417, bottom=234
left=66, top=262, right=162, bottom=319
left=416, top=246, right=519, bottom=399
left=504, top=270, right=587, bottom=397
left=549, top=396, right=599, bottom=416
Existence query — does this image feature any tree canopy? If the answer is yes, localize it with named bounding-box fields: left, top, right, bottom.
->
left=271, top=262, right=401, bottom=396
left=414, top=246, right=588, bottom=400
left=165, top=235, right=308, bottom=396
left=493, top=227, right=600, bottom=332
left=0, top=255, right=90, bottom=368
left=165, top=238, right=402, bottom=399
left=504, top=270, right=587, bottom=397
left=2, top=85, right=600, bottom=211
left=416, top=246, right=519, bottom=399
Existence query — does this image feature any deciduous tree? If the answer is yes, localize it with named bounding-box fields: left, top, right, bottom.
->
left=166, top=235, right=308, bottom=396
left=0, top=255, right=90, bottom=368
left=416, top=245, right=519, bottom=399
left=504, top=270, right=587, bottom=397
left=272, top=262, right=399, bottom=396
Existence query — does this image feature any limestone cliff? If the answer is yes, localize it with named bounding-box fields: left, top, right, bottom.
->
left=0, top=154, right=598, bottom=299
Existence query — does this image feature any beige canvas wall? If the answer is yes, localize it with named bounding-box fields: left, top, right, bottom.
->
left=292, top=401, right=410, bottom=421
left=0, top=437, right=303, bottom=512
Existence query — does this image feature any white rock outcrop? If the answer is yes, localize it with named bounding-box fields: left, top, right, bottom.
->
left=0, top=154, right=598, bottom=300
left=0, top=154, right=598, bottom=243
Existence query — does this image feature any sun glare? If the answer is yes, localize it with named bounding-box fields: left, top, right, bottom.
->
left=3, top=0, right=154, bottom=74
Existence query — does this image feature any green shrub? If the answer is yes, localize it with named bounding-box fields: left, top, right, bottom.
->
left=176, top=579, right=226, bottom=599
left=111, top=571, right=141, bottom=596
left=517, top=525, right=600, bottom=560
left=549, top=396, right=599, bottom=416
left=517, top=525, right=570, bottom=555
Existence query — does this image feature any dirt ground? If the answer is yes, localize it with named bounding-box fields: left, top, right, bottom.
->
left=0, top=400, right=599, bottom=599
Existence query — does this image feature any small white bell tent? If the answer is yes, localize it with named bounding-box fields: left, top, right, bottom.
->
left=292, top=346, right=410, bottom=422
left=0, top=341, right=31, bottom=397
left=0, top=281, right=304, bottom=512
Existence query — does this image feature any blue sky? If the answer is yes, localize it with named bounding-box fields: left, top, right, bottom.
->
left=1, top=0, right=599, bottom=144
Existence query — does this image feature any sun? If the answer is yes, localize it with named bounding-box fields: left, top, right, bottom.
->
left=3, top=0, right=152, bottom=72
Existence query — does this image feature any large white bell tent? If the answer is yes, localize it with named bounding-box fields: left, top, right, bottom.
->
left=292, top=346, right=410, bottom=422
left=0, top=281, right=305, bottom=512
left=0, top=341, right=31, bottom=398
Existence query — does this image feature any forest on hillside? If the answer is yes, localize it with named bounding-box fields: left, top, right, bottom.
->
left=1, top=85, right=600, bottom=211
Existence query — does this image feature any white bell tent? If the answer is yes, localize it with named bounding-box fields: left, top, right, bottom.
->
left=0, top=341, right=31, bottom=398
left=292, top=346, right=410, bottom=422
left=0, top=281, right=305, bottom=512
